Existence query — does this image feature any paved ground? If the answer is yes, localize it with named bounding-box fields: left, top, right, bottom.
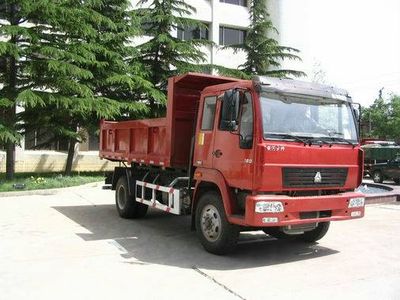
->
left=1, top=185, right=399, bottom=300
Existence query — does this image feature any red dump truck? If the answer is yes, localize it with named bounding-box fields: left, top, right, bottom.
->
left=100, top=72, right=365, bottom=254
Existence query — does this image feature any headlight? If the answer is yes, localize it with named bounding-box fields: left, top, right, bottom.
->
left=255, top=201, right=284, bottom=213
left=349, top=197, right=365, bottom=208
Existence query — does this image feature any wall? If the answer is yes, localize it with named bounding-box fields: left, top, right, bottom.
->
left=0, top=150, right=118, bottom=173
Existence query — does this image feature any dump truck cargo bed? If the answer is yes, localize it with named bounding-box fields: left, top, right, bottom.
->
left=100, top=117, right=170, bottom=165
left=99, top=73, right=239, bottom=169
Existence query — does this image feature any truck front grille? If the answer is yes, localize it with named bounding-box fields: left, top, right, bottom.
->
left=299, top=210, right=332, bottom=219
left=282, top=167, right=348, bottom=188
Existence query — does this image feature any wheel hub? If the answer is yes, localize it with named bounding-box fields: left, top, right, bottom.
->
left=117, top=185, right=126, bottom=209
left=201, top=204, right=222, bottom=242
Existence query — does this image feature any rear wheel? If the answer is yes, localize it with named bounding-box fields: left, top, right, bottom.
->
left=393, top=178, right=400, bottom=184
left=195, top=191, right=239, bottom=255
left=372, top=170, right=383, bottom=183
left=116, top=176, right=148, bottom=219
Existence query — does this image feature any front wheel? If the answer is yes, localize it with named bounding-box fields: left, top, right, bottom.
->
left=195, top=191, right=239, bottom=255
left=116, top=176, right=148, bottom=219
left=262, top=227, right=294, bottom=240
left=372, top=170, right=384, bottom=183
left=297, top=222, right=330, bottom=242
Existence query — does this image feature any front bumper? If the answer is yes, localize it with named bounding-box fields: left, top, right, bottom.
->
left=241, top=191, right=365, bottom=227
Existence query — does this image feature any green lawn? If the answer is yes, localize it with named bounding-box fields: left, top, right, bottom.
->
left=0, top=172, right=106, bottom=193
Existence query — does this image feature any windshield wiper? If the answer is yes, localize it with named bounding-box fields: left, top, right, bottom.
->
left=265, top=133, right=311, bottom=145
left=326, top=131, right=344, bottom=137
left=307, top=137, right=333, bottom=147
left=326, top=136, right=357, bottom=147
left=266, top=133, right=356, bottom=148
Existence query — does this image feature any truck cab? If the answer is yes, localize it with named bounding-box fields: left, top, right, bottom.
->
left=191, top=76, right=364, bottom=253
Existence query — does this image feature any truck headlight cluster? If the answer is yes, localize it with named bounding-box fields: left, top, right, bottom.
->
left=255, top=201, right=284, bottom=213
left=348, top=197, right=365, bottom=208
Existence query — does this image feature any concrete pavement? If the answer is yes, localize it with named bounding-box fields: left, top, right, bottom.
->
left=0, top=185, right=399, bottom=299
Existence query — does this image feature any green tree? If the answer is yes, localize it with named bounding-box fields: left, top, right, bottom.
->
left=226, top=0, right=304, bottom=78
left=137, top=0, right=211, bottom=116
left=0, top=0, right=23, bottom=179
left=362, top=94, right=400, bottom=140
left=0, top=0, right=157, bottom=177
left=86, top=0, right=163, bottom=111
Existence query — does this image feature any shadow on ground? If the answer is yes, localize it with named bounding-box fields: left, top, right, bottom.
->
left=53, top=204, right=339, bottom=270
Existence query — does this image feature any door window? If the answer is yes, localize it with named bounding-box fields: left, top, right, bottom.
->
left=201, top=96, right=217, bottom=130
left=239, top=92, right=253, bottom=149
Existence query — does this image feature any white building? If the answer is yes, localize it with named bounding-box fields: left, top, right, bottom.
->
left=163, top=0, right=284, bottom=73
left=178, top=0, right=250, bottom=69
left=134, top=0, right=259, bottom=70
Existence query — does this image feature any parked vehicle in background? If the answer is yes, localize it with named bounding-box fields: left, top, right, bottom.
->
left=361, top=139, right=397, bottom=146
left=370, top=157, right=400, bottom=183
left=362, top=143, right=400, bottom=176
left=99, top=73, right=365, bottom=254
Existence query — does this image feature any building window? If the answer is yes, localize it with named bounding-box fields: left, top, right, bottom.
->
left=24, top=128, right=69, bottom=151
left=220, top=0, right=247, bottom=7
left=219, top=26, right=246, bottom=46
left=177, top=24, right=209, bottom=41
left=88, top=133, right=99, bottom=151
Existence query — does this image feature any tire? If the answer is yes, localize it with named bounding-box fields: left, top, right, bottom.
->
left=372, top=170, right=383, bottom=183
left=393, top=178, right=400, bottom=184
left=195, top=191, right=239, bottom=255
left=262, top=228, right=294, bottom=240
left=115, top=176, right=148, bottom=219
left=297, top=222, right=330, bottom=243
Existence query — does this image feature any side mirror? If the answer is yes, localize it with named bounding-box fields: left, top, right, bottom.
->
left=352, top=103, right=361, bottom=122
left=352, top=103, right=361, bottom=138
left=221, top=89, right=240, bottom=131
left=353, top=108, right=360, bottom=121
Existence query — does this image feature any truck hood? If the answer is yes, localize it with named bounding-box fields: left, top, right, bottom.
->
left=253, top=141, right=363, bottom=192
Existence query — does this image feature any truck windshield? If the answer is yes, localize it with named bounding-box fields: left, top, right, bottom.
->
left=261, top=93, right=358, bottom=143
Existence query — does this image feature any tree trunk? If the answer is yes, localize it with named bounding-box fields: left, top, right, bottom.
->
left=5, top=142, right=15, bottom=180
left=5, top=3, right=18, bottom=180
left=64, top=138, right=76, bottom=176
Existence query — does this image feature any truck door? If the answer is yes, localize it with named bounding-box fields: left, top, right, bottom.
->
left=193, top=95, right=218, bottom=169
left=212, top=90, right=254, bottom=190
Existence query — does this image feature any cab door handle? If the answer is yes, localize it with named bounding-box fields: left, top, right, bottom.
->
left=212, top=149, right=223, bottom=158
